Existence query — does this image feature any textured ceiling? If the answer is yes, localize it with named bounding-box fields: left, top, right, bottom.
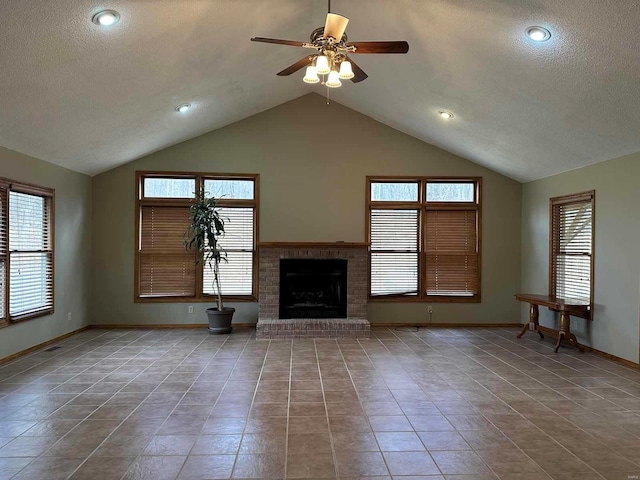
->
left=1, top=0, right=640, bottom=181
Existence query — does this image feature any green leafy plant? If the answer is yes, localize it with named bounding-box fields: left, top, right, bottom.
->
left=185, top=188, right=226, bottom=311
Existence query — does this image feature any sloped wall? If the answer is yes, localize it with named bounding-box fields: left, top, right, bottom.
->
left=92, top=93, right=522, bottom=327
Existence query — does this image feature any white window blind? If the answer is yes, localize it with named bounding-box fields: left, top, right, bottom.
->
left=552, top=199, right=593, bottom=301
left=370, top=209, right=419, bottom=296
left=9, top=191, right=53, bottom=318
left=203, top=207, right=254, bottom=296
left=0, top=187, right=7, bottom=324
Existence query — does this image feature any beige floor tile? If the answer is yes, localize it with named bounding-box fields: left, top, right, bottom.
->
left=1, top=327, right=639, bottom=480
left=335, top=451, right=389, bottom=476
left=431, top=450, right=493, bottom=475
left=93, top=435, right=152, bottom=457
left=288, top=433, right=332, bottom=454
left=418, top=431, right=471, bottom=451
left=375, top=431, right=425, bottom=451
left=232, top=453, right=285, bottom=478
left=122, top=455, right=186, bottom=480
left=12, top=456, right=84, bottom=480
left=69, top=456, right=136, bottom=480
left=238, top=433, right=285, bottom=454
left=202, top=417, right=247, bottom=435
left=331, top=430, right=380, bottom=452
left=0, top=436, right=58, bottom=457
left=407, top=415, right=454, bottom=432
left=190, top=434, right=241, bottom=455
left=383, top=451, right=441, bottom=476
left=178, top=455, right=236, bottom=479
left=369, top=415, right=413, bottom=432
left=458, top=428, right=513, bottom=450
left=290, top=402, right=327, bottom=417
left=142, top=435, right=197, bottom=456
left=522, top=448, right=593, bottom=474
left=288, top=416, right=329, bottom=434
left=286, top=452, right=335, bottom=478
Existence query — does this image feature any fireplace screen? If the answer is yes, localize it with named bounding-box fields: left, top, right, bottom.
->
left=279, top=259, right=348, bottom=319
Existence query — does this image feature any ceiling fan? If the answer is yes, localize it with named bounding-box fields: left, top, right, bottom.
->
left=250, top=0, right=409, bottom=87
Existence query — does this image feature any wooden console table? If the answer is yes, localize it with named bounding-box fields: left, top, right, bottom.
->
left=515, top=294, right=591, bottom=353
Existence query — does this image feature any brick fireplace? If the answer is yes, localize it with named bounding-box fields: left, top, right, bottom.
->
left=256, top=242, right=370, bottom=339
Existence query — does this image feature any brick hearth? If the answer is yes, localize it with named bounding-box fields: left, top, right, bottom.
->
left=256, top=242, right=370, bottom=339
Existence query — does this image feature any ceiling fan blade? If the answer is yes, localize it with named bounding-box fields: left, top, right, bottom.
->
left=348, top=41, right=409, bottom=54
left=346, top=56, right=368, bottom=83
left=277, top=57, right=312, bottom=76
left=251, top=37, right=305, bottom=47
left=323, top=13, right=349, bottom=39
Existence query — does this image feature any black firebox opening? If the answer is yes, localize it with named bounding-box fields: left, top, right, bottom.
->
left=279, top=259, right=348, bottom=319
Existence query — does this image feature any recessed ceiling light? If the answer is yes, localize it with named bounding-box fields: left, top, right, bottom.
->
left=438, top=110, right=454, bottom=120
left=526, top=26, right=551, bottom=42
left=92, top=10, right=120, bottom=26
left=175, top=104, right=192, bottom=114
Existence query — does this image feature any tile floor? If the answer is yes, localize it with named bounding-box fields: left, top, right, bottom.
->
left=0, top=327, right=639, bottom=479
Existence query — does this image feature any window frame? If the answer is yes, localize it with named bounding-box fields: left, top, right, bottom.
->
left=549, top=190, right=595, bottom=319
left=135, top=171, right=259, bottom=303
left=0, top=177, right=55, bottom=328
left=366, top=176, right=482, bottom=303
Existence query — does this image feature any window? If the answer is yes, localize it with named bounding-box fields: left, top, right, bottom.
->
left=136, top=172, right=259, bottom=302
left=0, top=178, right=54, bottom=327
left=367, top=177, right=481, bottom=302
left=550, top=191, right=594, bottom=309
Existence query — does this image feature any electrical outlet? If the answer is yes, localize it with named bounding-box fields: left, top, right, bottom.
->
left=188, top=306, right=194, bottom=314
left=67, top=312, right=72, bottom=322
left=428, top=306, right=433, bottom=314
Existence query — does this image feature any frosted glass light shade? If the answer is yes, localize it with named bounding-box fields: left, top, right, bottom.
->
left=303, top=66, right=320, bottom=84
left=326, top=70, right=342, bottom=88
left=339, top=61, right=354, bottom=79
left=315, top=55, right=330, bottom=75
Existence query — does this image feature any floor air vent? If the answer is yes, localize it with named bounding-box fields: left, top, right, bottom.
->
left=43, top=346, right=62, bottom=352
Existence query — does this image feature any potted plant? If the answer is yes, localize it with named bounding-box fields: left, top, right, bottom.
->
left=185, top=188, right=235, bottom=334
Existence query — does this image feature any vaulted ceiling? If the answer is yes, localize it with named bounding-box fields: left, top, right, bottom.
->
left=1, top=0, right=640, bottom=181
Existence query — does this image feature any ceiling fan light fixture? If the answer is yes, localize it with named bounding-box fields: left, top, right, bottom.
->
left=526, top=26, right=551, bottom=42
left=339, top=61, right=354, bottom=80
left=316, top=55, right=331, bottom=75
left=303, top=66, right=320, bottom=84
left=326, top=70, right=342, bottom=88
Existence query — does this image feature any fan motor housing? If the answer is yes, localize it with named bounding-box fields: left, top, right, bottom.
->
left=310, top=27, right=348, bottom=44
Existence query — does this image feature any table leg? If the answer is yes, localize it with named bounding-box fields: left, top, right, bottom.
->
left=554, top=332, right=564, bottom=353
left=517, top=322, right=529, bottom=339
left=517, top=304, right=542, bottom=340
left=554, top=312, right=583, bottom=352
left=568, top=333, right=584, bottom=352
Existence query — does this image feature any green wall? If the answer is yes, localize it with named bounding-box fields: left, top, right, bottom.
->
left=4, top=92, right=639, bottom=366
left=522, top=151, right=640, bottom=363
left=91, top=94, right=522, bottom=327
left=0, top=147, right=92, bottom=359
